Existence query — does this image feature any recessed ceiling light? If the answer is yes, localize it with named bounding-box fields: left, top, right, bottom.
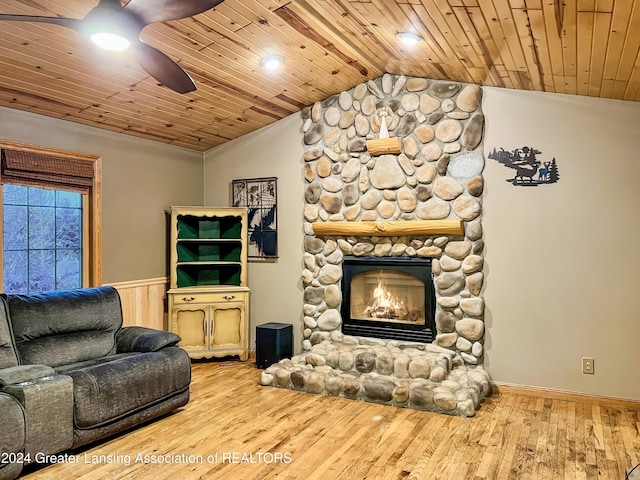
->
left=396, top=32, right=423, bottom=47
left=260, top=55, right=284, bottom=70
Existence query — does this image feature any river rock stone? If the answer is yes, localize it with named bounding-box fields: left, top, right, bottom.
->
left=377, top=200, right=395, bottom=218
left=325, top=285, right=341, bottom=309
left=457, top=84, right=482, bottom=112
left=462, top=255, right=484, bottom=274
left=415, top=185, right=432, bottom=202
left=403, top=136, right=420, bottom=159
left=325, top=376, right=344, bottom=396
left=396, top=113, right=418, bottom=136
left=436, top=272, right=465, bottom=296
left=323, top=127, right=341, bottom=147
left=435, top=119, right=463, bottom=142
left=406, top=77, right=429, bottom=91
left=361, top=189, right=383, bottom=209
left=462, top=113, right=484, bottom=150
left=398, top=154, right=415, bottom=176
left=436, top=332, right=457, bottom=348
left=460, top=298, right=484, bottom=316
left=447, top=150, right=484, bottom=178
left=456, top=336, right=472, bottom=352
left=339, top=110, right=356, bottom=129
left=318, top=309, right=341, bottom=331
left=444, top=241, right=471, bottom=259
left=410, top=384, right=434, bottom=407
left=306, top=353, right=326, bottom=367
left=341, top=157, right=361, bottom=183
left=433, top=176, right=464, bottom=200
left=439, top=255, right=462, bottom=272
left=420, top=144, right=440, bottom=162
left=420, top=94, right=440, bottom=114
left=430, top=81, right=460, bottom=98
left=408, top=356, right=431, bottom=379
left=305, top=181, right=322, bottom=203
left=355, top=352, right=376, bottom=373
left=319, top=264, right=342, bottom=284
left=416, top=201, right=450, bottom=220
left=304, top=123, right=324, bottom=145
left=434, top=388, right=457, bottom=410
left=362, top=378, right=395, bottom=402
left=320, top=193, right=342, bottom=214
left=466, top=272, right=484, bottom=296
left=416, top=163, right=437, bottom=184
left=304, top=236, right=325, bottom=254
left=467, top=176, right=484, bottom=196
left=369, top=155, right=406, bottom=189
left=361, top=95, right=378, bottom=116
left=452, top=196, right=481, bottom=220
left=355, top=113, right=370, bottom=137
left=397, top=187, right=417, bottom=212
left=322, top=177, right=342, bottom=193
left=376, top=354, right=395, bottom=375
left=455, top=318, right=484, bottom=341
left=305, top=372, right=325, bottom=394
left=352, top=242, right=375, bottom=256
left=401, top=93, right=420, bottom=111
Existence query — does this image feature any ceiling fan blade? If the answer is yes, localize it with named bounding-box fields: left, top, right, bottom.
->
left=0, top=14, right=82, bottom=32
left=133, top=40, right=196, bottom=94
left=123, top=0, right=225, bottom=26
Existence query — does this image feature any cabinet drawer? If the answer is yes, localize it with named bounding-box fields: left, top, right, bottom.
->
left=171, top=291, right=247, bottom=305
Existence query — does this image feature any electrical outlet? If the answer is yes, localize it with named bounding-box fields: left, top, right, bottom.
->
left=582, top=357, right=594, bottom=374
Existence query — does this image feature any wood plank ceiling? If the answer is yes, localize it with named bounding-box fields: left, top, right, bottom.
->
left=0, top=0, right=637, bottom=152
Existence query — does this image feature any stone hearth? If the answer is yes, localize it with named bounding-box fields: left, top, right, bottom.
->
left=260, top=74, right=491, bottom=416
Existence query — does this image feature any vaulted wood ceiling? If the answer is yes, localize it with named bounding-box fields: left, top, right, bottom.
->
left=0, top=0, right=637, bottom=151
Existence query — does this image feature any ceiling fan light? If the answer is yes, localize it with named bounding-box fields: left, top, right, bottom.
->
left=260, top=55, right=284, bottom=70
left=90, top=32, right=130, bottom=51
left=396, top=32, right=423, bottom=47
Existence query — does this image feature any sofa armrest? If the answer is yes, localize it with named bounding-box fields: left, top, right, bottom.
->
left=0, top=365, right=55, bottom=386
left=116, top=326, right=181, bottom=353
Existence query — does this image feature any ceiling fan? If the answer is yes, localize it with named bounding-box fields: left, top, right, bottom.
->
left=0, top=0, right=226, bottom=94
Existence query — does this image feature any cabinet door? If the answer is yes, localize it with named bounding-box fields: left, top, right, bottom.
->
left=171, top=305, right=209, bottom=352
left=210, top=303, right=245, bottom=348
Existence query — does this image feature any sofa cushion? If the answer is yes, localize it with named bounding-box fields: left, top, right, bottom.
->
left=0, top=392, right=25, bottom=459
left=0, top=298, right=19, bottom=370
left=6, top=287, right=122, bottom=367
left=63, top=347, right=191, bottom=429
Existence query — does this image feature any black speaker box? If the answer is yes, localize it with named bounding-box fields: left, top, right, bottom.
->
left=256, top=322, right=293, bottom=369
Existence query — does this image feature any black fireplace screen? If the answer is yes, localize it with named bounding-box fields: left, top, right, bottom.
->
left=341, top=256, right=436, bottom=343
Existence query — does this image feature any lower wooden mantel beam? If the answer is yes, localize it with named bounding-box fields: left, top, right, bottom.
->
left=311, top=219, right=464, bottom=237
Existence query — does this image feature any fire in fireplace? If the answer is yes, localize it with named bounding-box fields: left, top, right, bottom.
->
left=341, top=256, right=436, bottom=343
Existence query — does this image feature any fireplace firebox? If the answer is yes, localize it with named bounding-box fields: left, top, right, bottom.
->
left=340, top=256, right=436, bottom=343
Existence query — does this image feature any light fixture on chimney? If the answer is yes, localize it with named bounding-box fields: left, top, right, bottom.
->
left=260, top=55, right=284, bottom=70
left=396, top=31, right=423, bottom=47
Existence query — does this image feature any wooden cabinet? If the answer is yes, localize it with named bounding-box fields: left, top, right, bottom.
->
left=167, top=207, right=249, bottom=360
left=168, top=287, right=249, bottom=360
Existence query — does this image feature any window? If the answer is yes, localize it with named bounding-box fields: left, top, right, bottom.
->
left=3, top=185, right=83, bottom=293
left=0, top=141, right=102, bottom=293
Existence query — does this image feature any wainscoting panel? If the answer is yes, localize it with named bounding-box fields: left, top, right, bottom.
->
left=106, top=277, right=168, bottom=330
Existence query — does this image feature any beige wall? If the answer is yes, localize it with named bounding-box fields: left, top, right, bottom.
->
left=203, top=114, right=305, bottom=352
left=204, top=90, right=640, bottom=400
left=482, top=87, right=640, bottom=399
left=0, top=106, right=204, bottom=283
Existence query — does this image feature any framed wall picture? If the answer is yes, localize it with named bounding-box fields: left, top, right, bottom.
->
left=231, top=177, right=278, bottom=259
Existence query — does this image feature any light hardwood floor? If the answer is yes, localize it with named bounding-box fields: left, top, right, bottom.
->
left=21, top=361, right=640, bottom=480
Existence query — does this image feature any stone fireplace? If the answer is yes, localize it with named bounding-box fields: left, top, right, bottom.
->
left=341, top=256, right=436, bottom=343
left=260, top=74, right=491, bottom=416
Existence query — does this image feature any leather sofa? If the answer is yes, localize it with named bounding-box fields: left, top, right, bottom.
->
left=0, top=286, right=191, bottom=480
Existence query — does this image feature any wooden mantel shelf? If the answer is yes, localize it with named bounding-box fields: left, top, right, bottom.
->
left=311, top=219, right=464, bottom=237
